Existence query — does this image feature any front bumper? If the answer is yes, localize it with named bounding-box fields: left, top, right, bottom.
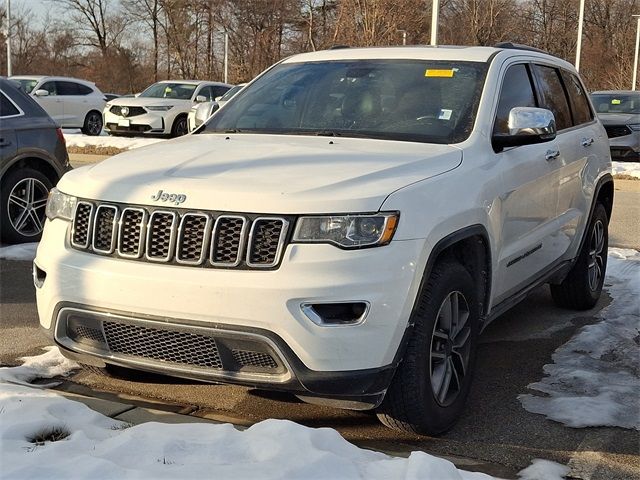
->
left=35, top=217, right=426, bottom=397
left=103, top=110, right=171, bottom=135
left=609, top=135, right=640, bottom=162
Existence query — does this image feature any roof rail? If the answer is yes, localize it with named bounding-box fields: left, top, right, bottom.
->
left=494, top=42, right=548, bottom=54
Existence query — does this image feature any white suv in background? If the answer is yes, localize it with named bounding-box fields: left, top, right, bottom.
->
left=36, top=45, right=613, bottom=435
left=104, top=80, right=232, bottom=137
left=188, top=83, right=247, bottom=132
left=11, top=76, right=106, bottom=136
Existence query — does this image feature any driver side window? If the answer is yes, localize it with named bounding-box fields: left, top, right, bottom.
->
left=39, top=81, right=57, bottom=96
left=493, top=64, right=537, bottom=135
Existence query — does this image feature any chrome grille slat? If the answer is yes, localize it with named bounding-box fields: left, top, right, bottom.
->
left=176, top=213, right=210, bottom=265
left=210, top=215, right=247, bottom=267
left=146, top=211, right=177, bottom=262
left=117, top=208, right=147, bottom=258
left=70, top=202, right=289, bottom=269
left=92, top=205, right=118, bottom=253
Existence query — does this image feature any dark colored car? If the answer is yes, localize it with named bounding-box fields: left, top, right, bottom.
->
left=591, top=90, right=640, bottom=162
left=0, top=78, right=70, bottom=243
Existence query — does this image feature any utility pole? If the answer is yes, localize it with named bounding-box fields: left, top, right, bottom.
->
left=397, top=29, right=407, bottom=46
left=430, top=0, right=440, bottom=46
left=6, top=0, right=11, bottom=76
left=575, top=0, right=586, bottom=71
left=224, top=31, right=228, bottom=84
left=633, top=15, right=640, bottom=90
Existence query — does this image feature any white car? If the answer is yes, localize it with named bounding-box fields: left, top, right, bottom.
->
left=36, top=45, right=612, bottom=435
left=10, top=75, right=106, bottom=136
left=104, top=80, right=232, bottom=137
left=188, top=83, right=247, bottom=132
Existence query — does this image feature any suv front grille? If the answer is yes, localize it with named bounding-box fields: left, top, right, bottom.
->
left=71, top=201, right=290, bottom=269
left=604, top=125, right=632, bottom=138
left=109, top=105, right=147, bottom=117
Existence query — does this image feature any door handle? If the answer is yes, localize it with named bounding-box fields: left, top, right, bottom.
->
left=581, top=137, right=594, bottom=147
left=545, top=149, right=560, bottom=161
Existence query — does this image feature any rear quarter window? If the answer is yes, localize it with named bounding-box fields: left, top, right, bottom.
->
left=0, top=91, right=20, bottom=117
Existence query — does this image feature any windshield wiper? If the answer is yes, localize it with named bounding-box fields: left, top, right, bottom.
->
left=313, top=129, right=342, bottom=137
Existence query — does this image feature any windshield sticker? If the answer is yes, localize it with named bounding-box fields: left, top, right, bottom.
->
left=611, top=99, right=621, bottom=105
left=438, top=109, right=453, bottom=120
left=425, top=69, right=455, bottom=78
left=165, top=87, right=172, bottom=93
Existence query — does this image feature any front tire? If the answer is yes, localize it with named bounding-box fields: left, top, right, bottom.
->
left=81, top=111, right=103, bottom=136
left=550, top=203, right=608, bottom=310
left=171, top=115, right=188, bottom=138
left=377, top=260, right=480, bottom=435
left=1, top=168, right=53, bottom=244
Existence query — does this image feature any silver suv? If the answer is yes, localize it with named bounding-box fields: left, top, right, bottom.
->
left=37, top=44, right=613, bottom=435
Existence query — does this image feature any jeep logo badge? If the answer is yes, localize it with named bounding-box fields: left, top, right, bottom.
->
left=151, top=189, right=187, bottom=205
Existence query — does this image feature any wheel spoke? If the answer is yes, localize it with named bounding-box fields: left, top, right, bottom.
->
left=8, top=194, right=28, bottom=208
left=13, top=208, right=30, bottom=231
left=452, top=349, right=467, bottom=377
left=449, top=357, right=461, bottom=390
left=440, top=295, right=453, bottom=334
left=453, top=326, right=471, bottom=349
left=27, top=179, right=35, bottom=204
left=450, top=292, right=459, bottom=335
left=437, top=360, right=452, bottom=404
left=29, top=210, right=44, bottom=232
left=433, top=330, right=448, bottom=341
left=431, top=351, right=447, bottom=360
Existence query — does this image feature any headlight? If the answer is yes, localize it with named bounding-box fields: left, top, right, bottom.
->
left=629, top=124, right=640, bottom=131
left=146, top=105, right=174, bottom=111
left=45, top=188, right=77, bottom=221
left=292, top=212, right=399, bottom=248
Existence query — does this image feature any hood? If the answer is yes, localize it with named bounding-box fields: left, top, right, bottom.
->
left=108, top=97, right=192, bottom=108
left=58, top=134, right=462, bottom=214
left=596, top=113, right=640, bottom=125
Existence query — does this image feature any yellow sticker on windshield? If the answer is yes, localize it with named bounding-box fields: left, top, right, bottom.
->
left=611, top=99, right=621, bottom=105
left=425, top=69, right=455, bottom=78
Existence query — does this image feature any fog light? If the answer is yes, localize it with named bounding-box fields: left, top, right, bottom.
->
left=67, top=315, right=107, bottom=349
left=301, top=302, right=369, bottom=326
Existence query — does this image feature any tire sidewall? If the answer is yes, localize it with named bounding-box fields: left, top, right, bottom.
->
left=579, top=203, right=609, bottom=302
left=171, top=115, right=188, bottom=137
left=83, top=111, right=103, bottom=136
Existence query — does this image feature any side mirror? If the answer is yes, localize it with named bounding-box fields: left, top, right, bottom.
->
left=34, top=89, right=50, bottom=97
left=195, top=95, right=207, bottom=103
left=214, top=96, right=223, bottom=102
left=492, top=107, right=556, bottom=151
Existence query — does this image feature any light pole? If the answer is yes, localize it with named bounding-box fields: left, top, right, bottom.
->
left=633, top=14, right=640, bottom=91
left=5, top=0, right=11, bottom=77
left=397, top=29, right=407, bottom=46
left=223, top=31, right=228, bottom=84
left=430, top=0, right=440, bottom=46
left=575, top=0, right=586, bottom=71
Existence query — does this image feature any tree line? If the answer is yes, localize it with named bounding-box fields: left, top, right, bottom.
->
left=0, top=0, right=637, bottom=94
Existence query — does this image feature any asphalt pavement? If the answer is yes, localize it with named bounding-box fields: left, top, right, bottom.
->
left=1, top=169, right=638, bottom=479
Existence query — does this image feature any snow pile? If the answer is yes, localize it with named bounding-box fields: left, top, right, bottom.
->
left=63, top=130, right=165, bottom=150
left=517, top=459, right=570, bottom=480
left=612, top=161, right=640, bottom=179
left=0, top=242, right=38, bottom=261
left=519, top=248, right=640, bottom=429
left=0, top=348, right=493, bottom=480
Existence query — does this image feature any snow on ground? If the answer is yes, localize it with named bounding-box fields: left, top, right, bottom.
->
left=519, top=248, right=640, bottom=429
left=0, top=242, right=38, bottom=261
left=517, top=459, right=570, bottom=480
left=1, top=348, right=494, bottom=480
left=63, top=129, right=165, bottom=150
left=612, top=161, right=640, bottom=179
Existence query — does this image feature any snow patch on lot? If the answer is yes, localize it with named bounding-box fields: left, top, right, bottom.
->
left=63, top=129, right=165, bottom=150
left=519, top=248, right=640, bottom=429
left=517, top=459, right=570, bottom=480
left=1, top=348, right=494, bottom=480
left=0, top=242, right=38, bottom=261
left=612, top=161, right=640, bottom=178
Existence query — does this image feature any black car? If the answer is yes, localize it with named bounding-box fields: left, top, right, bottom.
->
left=0, top=78, right=70, bottom=243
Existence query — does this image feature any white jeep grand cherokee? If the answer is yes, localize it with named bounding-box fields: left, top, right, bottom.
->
left=36, top=44, right=613, bottom=435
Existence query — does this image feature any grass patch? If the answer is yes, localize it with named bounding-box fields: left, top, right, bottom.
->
left=67, top=145, right=126, bottom=156
left=613, top=173, right=639, bottom=181
left=111, top=422, right=135, bottom=430
left=27, top=426, right=70, bottom=446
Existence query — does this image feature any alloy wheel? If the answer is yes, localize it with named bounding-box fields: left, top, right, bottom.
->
left=7, top=178, right=49, bottom=237
left=429, top=290, right=472, bottom=407
left=87, top=113, right=102, bottom=135
left=588, top=219, right=605, bottom=291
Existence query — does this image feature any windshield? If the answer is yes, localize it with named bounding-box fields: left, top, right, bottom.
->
left=16, top=79, right=39, bottom=94
left=220, top=84, right=244, bottom=102
left=139, top=82, right=197, bottom=100
left=203, top=60, right=488, bottom=144
left=591, top=93, right=640, bottom=114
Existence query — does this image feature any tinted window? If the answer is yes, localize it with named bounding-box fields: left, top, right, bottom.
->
left=532, top=64, right=572, bottom=130
left=76, top=83, right=94, bottom=95
left=212, top=86, right=230, bottom=98
left=198, top=86, right=215, bottom=101
left=0, top=92, right=20, bottom=117
left=561, top=71, right=592, bottom=125
left=56, top=81, right=81, bottom=95
left=493, top=64, right=537, bottom=135
left=40, top=81, right=57, bottom=95
left=204, top=60, right=488, bottom=145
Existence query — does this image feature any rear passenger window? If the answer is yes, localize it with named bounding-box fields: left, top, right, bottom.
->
left=0, top=92, right=20, bottom=117
left=76, top=84, right=94, bottom=95
left=493, top=64, right=537, bottom=135
left=561, top=71, right=593, bottom=125
left=532, top=65, right=572, bottom=131
left=56, top=81, right=80, bottom=96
